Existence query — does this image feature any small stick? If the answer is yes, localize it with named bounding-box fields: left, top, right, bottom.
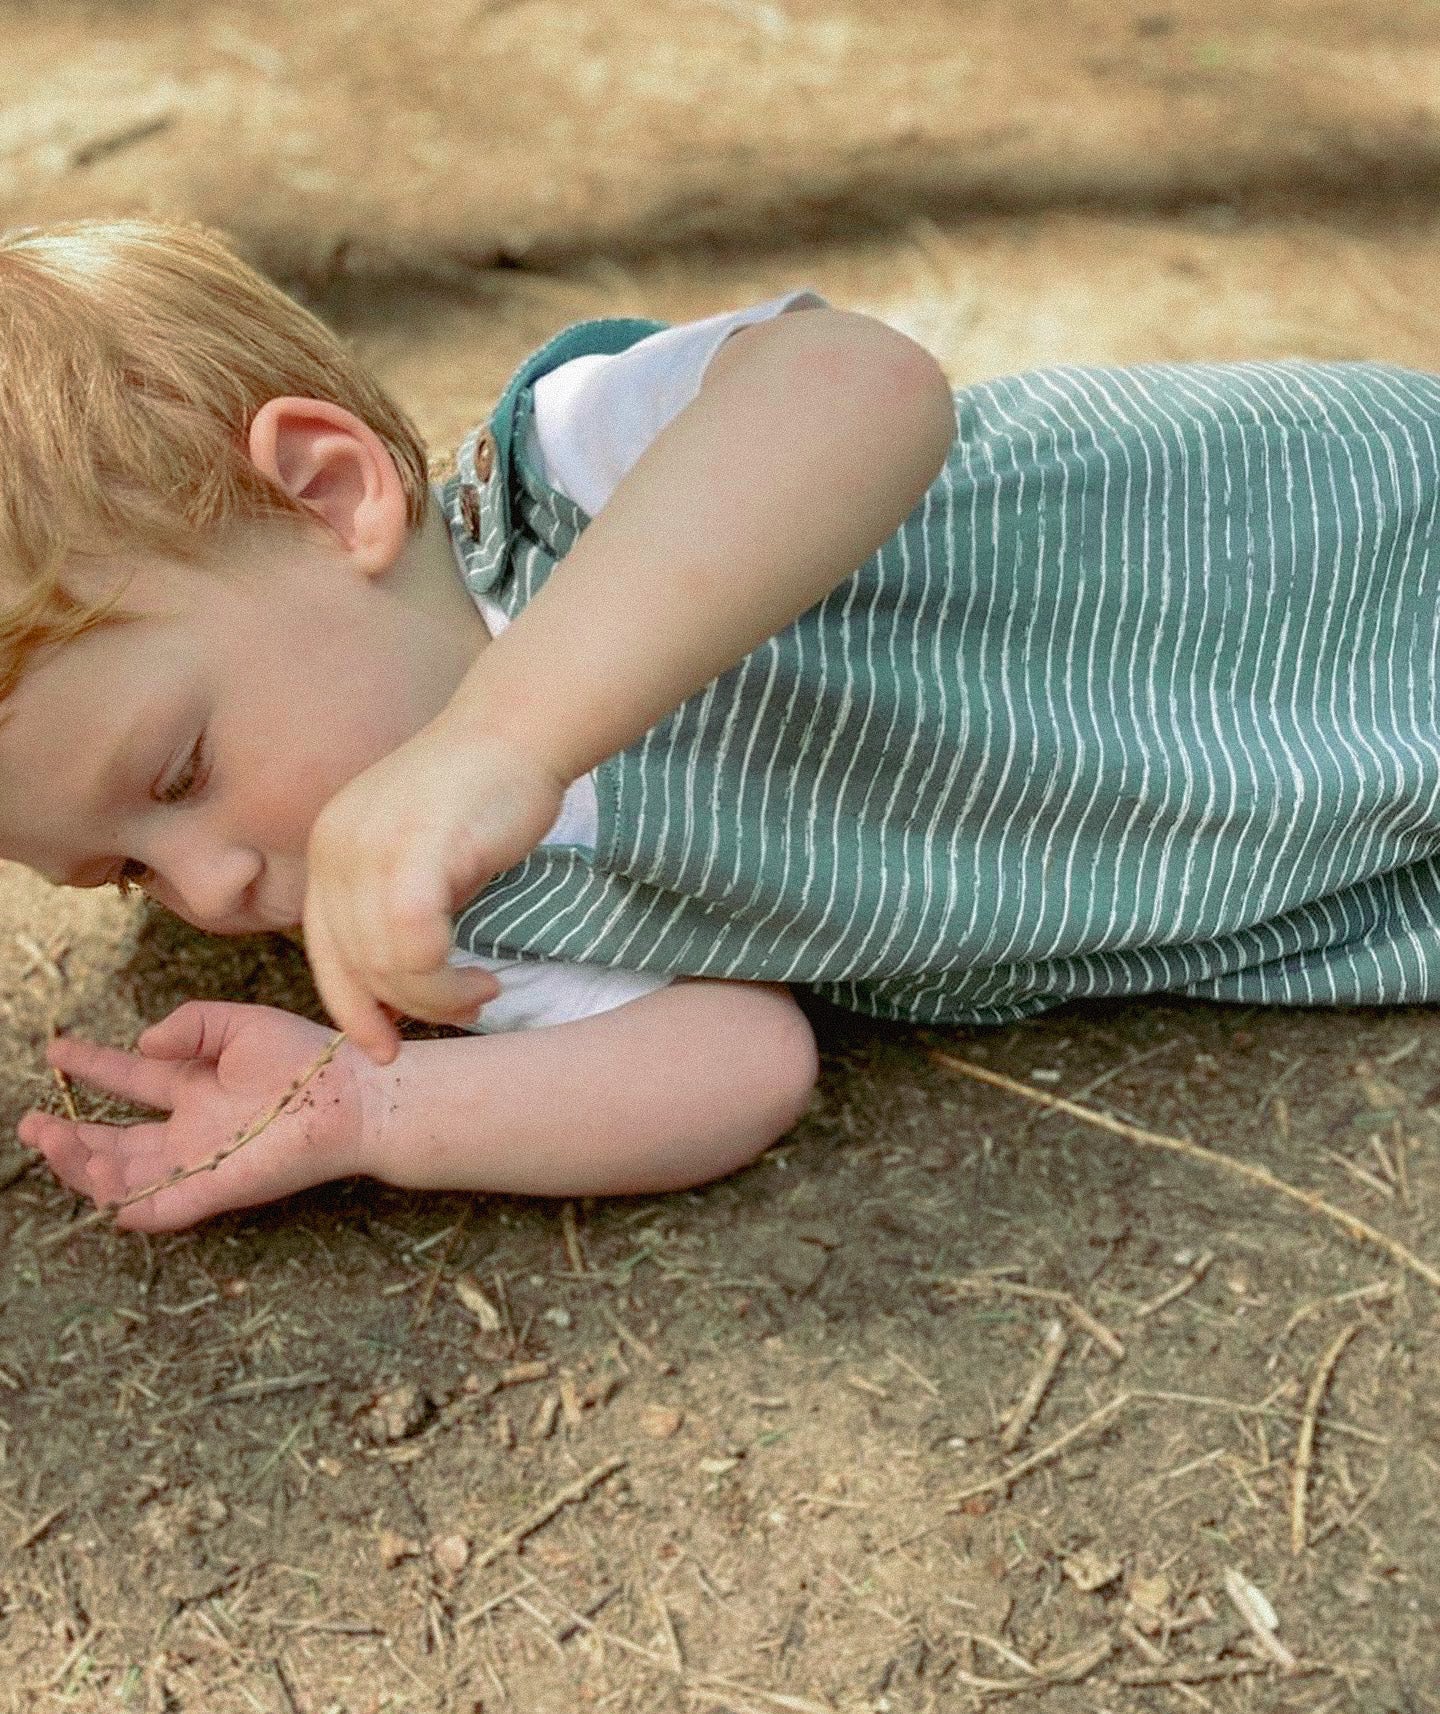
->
left=471, top=1456, right=626, bottom=1572
left=413, top=1208, right=469, bottom=1327
left=1291, top=1323, right=1363, bottom=1556
left=947, top=1392, right=1131, bottom=1507
left=39, top=1033, right=346, bottom=1242
left=1118, top=1620, right=1167, bottom=1665
left=1130, top=1252, right=1215, bottom=1322
left=44, top=1020, right=80, bottom=1121
left=1280, top=1280, right=1392, bottom=1342
left=932, top=1052, right=1440, bottom=1293
left=951, top=1636, right=1112, bottom=1696
left=534, top=1588, right=836, bottom=1712
left=598, top=1302, right=665, bottom=1369
left=940, top=1276, right=1125, bottom=1359
left=559, top=1201, right=586, bottom=1273
left=13, top=1503, right=67, bottom=1552
left=1000, top=1319, right=1068, bottom=1453
left=1137, top=1388, right=1384, bottom=1445
left=956, top=1632, right=1037, bottom=1675
left=1114, top=1659, right=1319, bottom=1687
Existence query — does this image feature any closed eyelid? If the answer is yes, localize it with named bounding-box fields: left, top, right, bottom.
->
left=156, top=734, right=207, bottom=804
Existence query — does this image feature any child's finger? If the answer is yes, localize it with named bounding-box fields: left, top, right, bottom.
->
left=317, top=954, right=402, bottom=1064
left=18, top=1111, right=123, bottom=1203
left=374, top=965, right=500, bottom=1028
left=138, top=1001, right=250, bottom=1064
left=46, top=1035, right=180, bottom=1112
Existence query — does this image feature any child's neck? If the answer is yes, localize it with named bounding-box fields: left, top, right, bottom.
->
left=393, top=500, right=492, bottom=658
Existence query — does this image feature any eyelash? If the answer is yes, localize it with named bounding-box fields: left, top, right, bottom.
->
left=159, top=736, right=207, bottom=805
left=113, top=735, right=209, bottom=895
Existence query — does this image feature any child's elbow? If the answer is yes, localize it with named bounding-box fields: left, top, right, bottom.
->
left=821, top=311, right=957, bottom=471
left=728, top=985, right=820, bottom=1166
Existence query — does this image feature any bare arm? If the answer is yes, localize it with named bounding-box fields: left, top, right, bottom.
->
left=451, top=304, right=958, bottom=779
left=24, top=981, right=818, bottom=1231
left=355, top=978, right=819, bottom=1197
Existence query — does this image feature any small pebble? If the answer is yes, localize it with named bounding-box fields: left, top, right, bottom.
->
left=430, top=1533, right=470, bottom=1578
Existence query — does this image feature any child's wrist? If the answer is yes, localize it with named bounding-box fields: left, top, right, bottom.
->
left=330, top=1040, right=397, bottom=1182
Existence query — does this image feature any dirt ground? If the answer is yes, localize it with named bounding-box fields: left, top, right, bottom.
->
left=1, top=2, right=1439, bottom=1710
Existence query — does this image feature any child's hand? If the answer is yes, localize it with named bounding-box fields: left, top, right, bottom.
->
left=302, top=723, right=565, bottom=1063
left=17, top=1002, right=370, bottom=1232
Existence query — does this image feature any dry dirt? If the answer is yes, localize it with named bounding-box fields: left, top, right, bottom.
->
left=1, top=3, right=1439, bottom=1711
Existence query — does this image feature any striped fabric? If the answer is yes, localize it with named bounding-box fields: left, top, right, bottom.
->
left=447, top=318, right=1440, bottom=1025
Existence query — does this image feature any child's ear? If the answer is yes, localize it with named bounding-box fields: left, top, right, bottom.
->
left=246, top=398, right=408, bottom=576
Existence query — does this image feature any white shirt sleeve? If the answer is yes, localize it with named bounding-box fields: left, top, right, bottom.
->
left=448, top=945, right=672, bottom=1034
left=529, top=289, right=828, bottom=515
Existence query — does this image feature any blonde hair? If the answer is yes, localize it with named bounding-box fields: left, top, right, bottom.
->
left=0, top=218, right=430, bottom=695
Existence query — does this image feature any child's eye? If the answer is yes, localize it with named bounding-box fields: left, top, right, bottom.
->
left=158, top=735, right=208, bottom=805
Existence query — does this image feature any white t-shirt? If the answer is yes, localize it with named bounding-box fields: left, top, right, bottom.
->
left=451, top=289, right=826, bottom=1032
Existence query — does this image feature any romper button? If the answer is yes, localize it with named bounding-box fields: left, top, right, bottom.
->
left=459, top=483, right=481, bottom=541
left=474, top=432, right=495, bottom=482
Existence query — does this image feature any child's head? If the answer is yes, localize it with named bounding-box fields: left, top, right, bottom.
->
left=0, top=219, right=490, bottom=932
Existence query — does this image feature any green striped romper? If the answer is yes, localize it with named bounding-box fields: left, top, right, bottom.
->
left=444, top=317, right=1440, bottom=1026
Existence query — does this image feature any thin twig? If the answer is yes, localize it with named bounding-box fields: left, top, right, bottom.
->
left=947, top=1392, right=1132, bottom=1507
left=471, top=1457, right=627, bottom=1572
left=932, top=1052, right=1440, bottom=1293
left=559, top=1201, right=587, bottom=1273
left=939, top=1276, right=1125, bottom=1359
left=39, top=1033, right=346, bottom=1243
left=1130, top=1251, right=1215, bottom=1322
left=1112, top=1659, right=1322, bottom=1687
left=1000, top=1319, right=1068, bottom=1453
left=951, top=1636, right=1113, bottom=1696
left=1291, top=1323, right=1364, bottom=1556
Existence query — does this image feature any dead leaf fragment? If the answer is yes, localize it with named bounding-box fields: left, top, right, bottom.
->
left=364, top=1384, right=431, bottom=1444
left=639, top=1404, right=684, bottom=1440
left=1126, top=1570, right=1172, bottom=1633
left=378, top=1528, right=420, bottom=1569
left=1063, top=1547, right=1122, bottom=1592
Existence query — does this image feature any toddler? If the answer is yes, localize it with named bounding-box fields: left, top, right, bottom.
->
left=7, top=219, right=1440, bottom=1231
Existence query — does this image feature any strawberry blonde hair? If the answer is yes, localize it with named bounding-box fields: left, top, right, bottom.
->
left=0, top=218, right=430, bottom=695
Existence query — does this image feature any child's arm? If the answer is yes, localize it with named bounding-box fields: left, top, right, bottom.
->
left=305, top=306, right=957, bottom=1060
left=21, top=982, right=818, bottom=1231
left=361, top=978, right=818, bottom=1198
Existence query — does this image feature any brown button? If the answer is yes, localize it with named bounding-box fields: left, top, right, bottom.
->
left=474, top=431, right=495, bottom=482
left=459, top=483, right=481, bottom=541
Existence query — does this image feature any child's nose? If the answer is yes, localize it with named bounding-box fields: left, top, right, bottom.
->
left=149, top=832, right=264, bottom=929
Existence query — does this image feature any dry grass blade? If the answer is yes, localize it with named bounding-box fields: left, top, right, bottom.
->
left=39, top=1032, right=347, bottom=1243
left=1291, top=1322, right=1364, bottom=1556
left=932, top=1052, right=1440, bottom=1293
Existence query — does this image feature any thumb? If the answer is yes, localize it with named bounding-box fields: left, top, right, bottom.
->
left=138, top=1000, right=249, bottom=1064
